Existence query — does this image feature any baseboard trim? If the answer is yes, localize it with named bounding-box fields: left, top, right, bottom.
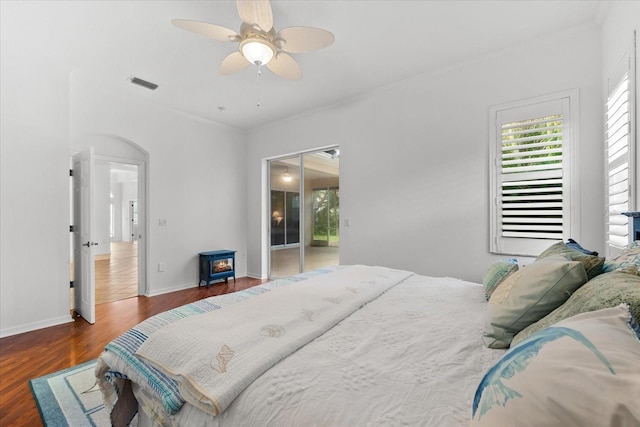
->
left=146, top=281, right=198, bottom=297
left=247, top=272, right=267, bottom=280
left=0, top=314, right=74, bottom=338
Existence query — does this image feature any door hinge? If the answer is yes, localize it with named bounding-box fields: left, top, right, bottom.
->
left=70, top=281, right=74, bottom=288
left=70, top=225, right=75, bottom=232
left=69, top=169, right=73, bottom=177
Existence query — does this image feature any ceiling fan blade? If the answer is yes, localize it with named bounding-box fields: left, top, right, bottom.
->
left=237, top=0, right=273, bottom=32
left=172, top=19, right=238, bottom=42
left=220, top=51, right=250, bottom=75
left=266, top=52, right=302, bottom=80
left=276, top=26, right=335, bottom=53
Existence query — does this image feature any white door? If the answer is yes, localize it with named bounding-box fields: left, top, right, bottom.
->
left=73, top=148, right=96, bottom=324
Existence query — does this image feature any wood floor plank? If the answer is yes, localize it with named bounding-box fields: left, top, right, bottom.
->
left=0, top=277, right=264, bottom=427
left=95, top=241, right=138, bottom=304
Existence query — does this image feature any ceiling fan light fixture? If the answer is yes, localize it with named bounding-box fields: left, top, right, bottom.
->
left=240, top=38, right=275, bottom=66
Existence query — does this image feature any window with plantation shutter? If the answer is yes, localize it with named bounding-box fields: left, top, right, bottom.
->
left=490, top=91, right=578, bottom=256
left=605, top=46, right=636, bottom=258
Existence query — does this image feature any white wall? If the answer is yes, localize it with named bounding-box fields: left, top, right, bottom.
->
left=0, top=57, right=73, bottom=336
left=1, top=4, right=634, bottom=337
left=71, top=71, right=248, bottom=296
left=0, top=63, right=248, bottom=337
left=246, top=24, right=603, bottom=282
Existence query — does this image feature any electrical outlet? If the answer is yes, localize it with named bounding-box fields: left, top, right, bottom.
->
left=158, top=262, right=166, bottom=272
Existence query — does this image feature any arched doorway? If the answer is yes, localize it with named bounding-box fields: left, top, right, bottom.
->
left=70, top=135, right=148, bottom=321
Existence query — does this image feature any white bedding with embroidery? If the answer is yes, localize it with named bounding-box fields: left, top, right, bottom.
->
left=135, top=265, right=413, bottom=417
left=110, top=266, right=505, bottom=427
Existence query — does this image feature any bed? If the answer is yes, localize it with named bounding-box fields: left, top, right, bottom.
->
left=96, top=265, right=505, bottom=426
left=96, top=242, right=640, bottom=427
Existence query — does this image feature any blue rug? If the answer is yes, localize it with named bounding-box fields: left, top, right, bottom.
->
left=29, top=359, right=112, bottom=426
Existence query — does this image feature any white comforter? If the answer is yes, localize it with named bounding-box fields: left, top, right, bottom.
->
left=135, top=266, right=413, bottom=416
left=129, top=270, right=504, bottom=427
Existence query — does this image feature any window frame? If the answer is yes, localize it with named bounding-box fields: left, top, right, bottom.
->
left=489, top=89, right=580, bottom=256
left=604, top=42, right=637, bottom=257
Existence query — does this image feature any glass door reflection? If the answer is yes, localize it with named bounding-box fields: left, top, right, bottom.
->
left=303, top=151, right=340, bottom=273
left=311, top=188, right=339, bottom=247
left=269, top=149, right=340, bottom=278
left=269, top=158, right=301, bottom=278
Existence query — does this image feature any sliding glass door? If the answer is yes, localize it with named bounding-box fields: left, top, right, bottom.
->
left=269, top=158, right=301, bottom=277
left=311, top=188, right=339, bottom=247
left=270, top=190, right=300, bottom=247
left=302, top=150, right=340, bottom=273
left=268, top=148, right=340, bottom=279
left=285, top=192, right=300, bottom=245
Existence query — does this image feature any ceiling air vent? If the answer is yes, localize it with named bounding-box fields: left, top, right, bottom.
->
left=130, top=76, right=158, bottom=90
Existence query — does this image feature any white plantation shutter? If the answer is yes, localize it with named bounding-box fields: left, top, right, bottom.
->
left=490, top=93, right=577, bottom=256
left=605, top=45, right=636, bottom=257
left=501, top=115, right=564, bottom=239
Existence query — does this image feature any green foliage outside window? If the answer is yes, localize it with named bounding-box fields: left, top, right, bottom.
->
left=501, top=115, right=563, bottom=171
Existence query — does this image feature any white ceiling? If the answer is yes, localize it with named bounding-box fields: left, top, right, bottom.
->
left=0, top=0, right=604, bottom=130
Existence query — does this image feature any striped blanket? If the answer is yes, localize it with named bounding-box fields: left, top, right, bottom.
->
left=96, top=267, right=341, bottom=416
left=135, top=265, right=413, bottom=416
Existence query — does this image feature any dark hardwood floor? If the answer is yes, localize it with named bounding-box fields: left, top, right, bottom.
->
left=0, top=277, right=265, bottom=427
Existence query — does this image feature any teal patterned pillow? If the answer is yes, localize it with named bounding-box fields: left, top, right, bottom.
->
left=603, top=240, right=640, bottom=272
left=482, top=259, right=518, bottom=300
left=538, top=241, right=605, bottom=280
left=472, top=305, right=640, bottom=426
left=511, top=268, right=640, bottom=346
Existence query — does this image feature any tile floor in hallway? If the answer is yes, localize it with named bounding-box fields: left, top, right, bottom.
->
left=270, top=245, right=339, bottom=278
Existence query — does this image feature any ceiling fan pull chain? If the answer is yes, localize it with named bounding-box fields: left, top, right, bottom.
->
left=256, top=65, right=262, bottom=107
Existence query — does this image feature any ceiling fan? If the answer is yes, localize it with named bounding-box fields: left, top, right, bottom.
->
left=172, top=0, right=335, bottom=80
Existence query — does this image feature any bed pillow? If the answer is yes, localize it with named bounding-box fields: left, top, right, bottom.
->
left=482, top=259, right=518, bottom=300
left=511, top=267, right=640, bottom=346
left=482, top=255, right=587, bottom=349
left=537, top=241, right=604, bottom=280
left=603, top=240, right=640, bottom=273
left=472, top=305, right=640, bottom=427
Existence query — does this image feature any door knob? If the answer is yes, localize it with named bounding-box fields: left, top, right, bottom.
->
left=82, top=241, right=98, bottom=247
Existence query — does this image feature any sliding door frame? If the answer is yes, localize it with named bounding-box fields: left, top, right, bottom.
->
left=266, top=145, right=339, bottom=279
